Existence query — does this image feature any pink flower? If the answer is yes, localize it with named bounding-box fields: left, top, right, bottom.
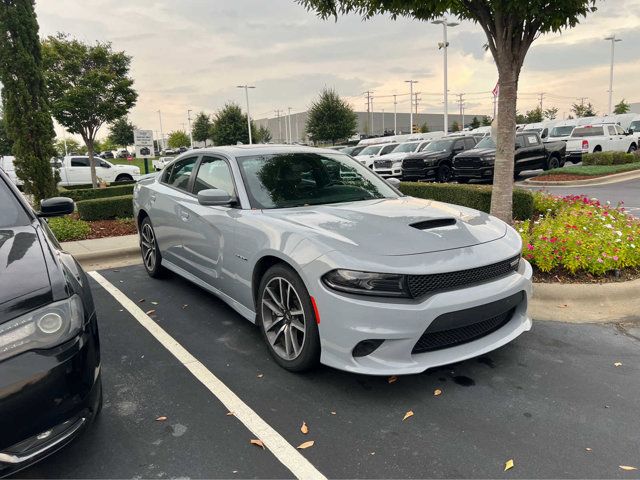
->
left=613, top=256, right=619, bottom=261
left=527, top=244, right=534, bottom=251
left=597, top=258, right=604, bottom=263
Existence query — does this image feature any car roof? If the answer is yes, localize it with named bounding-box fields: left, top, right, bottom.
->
left=178, top=144, right=347, bottom=158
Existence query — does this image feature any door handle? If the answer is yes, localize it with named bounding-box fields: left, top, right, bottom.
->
left=150, top=194, right=156, bottom=203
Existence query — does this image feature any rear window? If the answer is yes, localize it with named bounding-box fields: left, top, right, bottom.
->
left=571, top=127, right=604, bottom=137
left=0, top=177, right=30, bottom=227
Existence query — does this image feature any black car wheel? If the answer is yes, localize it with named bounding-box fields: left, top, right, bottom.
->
left=546, top=155, right=561, bottom=171
left=257, top=264, right=320, bottom=372
left=115, top=174, right=133, bottom=182
left=437, top=163, right=453, bottom=183
left=628, top=144, right=637, bottom=153
left=140, top=217, right=165, bottom=278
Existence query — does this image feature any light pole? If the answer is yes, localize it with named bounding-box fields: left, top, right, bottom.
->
left=382, top=109, right=385, bottom=135
left=432, top=18, right=459, bottom=134
left=187, top=109, right=193, bottom=148
left=287, top=107, right=293, bottom=144
left=275, top=110, right=283, bottom=143
left=157, top=110, right=165, bottom=151
left=404, top=80, right=418, bottom=134
left=237, top=85, right=256, bottom=144
left=393, top=94, right=397, bottom=134
left=605, top=35, right=621, bottom=115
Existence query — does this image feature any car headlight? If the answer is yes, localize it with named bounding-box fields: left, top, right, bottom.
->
left=0, top=295, right=84, bottom=362
left=392, top=161, right=402, bottom=168
left=483, top=155, right=495, bottom=164
left=322, top=270, right=410, bottom=298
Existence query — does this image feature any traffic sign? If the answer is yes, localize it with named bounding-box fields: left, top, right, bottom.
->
left=134, top=129, right=154, bottom=158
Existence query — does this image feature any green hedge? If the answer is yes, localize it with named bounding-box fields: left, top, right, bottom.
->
left=582, top=151, right=639, bottom=166
left=60, top=180, right=136, bottom=190
left=77, top=195, right=134, bottom=221
left=58, top=183, right=134, bottom=202
left=399, top=182, right=535, bottom=221
left=47, top=217, right=91, bottom=241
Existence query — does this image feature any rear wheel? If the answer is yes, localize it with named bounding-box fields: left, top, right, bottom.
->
left=436, top=163, right=453, bottom=183
left=140, top=217, right=165, bottom=278
left=115, top=174, right=133, bottom=182
left=628, top=144, right=637, bottom=153
left=593, top=146, right=602, bottom=153
left=546, top=155, right=560, bottom=171
left=257, top=264, right=320, bottom=372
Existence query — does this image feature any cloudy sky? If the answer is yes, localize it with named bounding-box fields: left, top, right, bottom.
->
left=35, top=0, right=640, bottom=139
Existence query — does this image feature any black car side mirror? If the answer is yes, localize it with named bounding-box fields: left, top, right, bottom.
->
left=39, top=197, right=75, bottom=217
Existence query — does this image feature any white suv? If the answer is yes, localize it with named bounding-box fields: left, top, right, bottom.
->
left=565, top=123, right=637, bottom=163
left=372, top=141, right=430, bottom=178
left=353, top=143, right=399, bottom=169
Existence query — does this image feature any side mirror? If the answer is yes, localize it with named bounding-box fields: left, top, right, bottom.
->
left=197, top=188, right=233, bottom=206
left=386, top=178, right=401, bottom=188
left=39, top=197, right=74, bottom=217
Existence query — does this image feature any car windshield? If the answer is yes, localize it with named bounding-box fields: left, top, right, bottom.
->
left=236, top=152, right=399, bottom=209
left=422, top=140, right=453, bottom=152
left=550, top=126, right=574, bottom=137
left=0, top=177, right=30, bottom=227
left=629, top=121, right=640, bottom=132
left=475, top=137, right=496, bottom=149
left=358, top=145, right=383, bottom=156
left=571, top=127, right=604, bottom=137
left=392, top=142, right=420, bottom=153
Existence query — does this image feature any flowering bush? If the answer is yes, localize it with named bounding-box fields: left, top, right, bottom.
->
left=517, top=194, right=640, bottom=276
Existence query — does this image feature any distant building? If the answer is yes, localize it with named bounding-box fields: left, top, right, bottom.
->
left=254, top=110, right=490, bottom=144
left=629, top=102, right=640, bottom=114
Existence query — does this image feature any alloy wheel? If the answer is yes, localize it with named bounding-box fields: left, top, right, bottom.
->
left=261, top=277, right=306, bottom=361
left=140, top=223, right=157, bottom=272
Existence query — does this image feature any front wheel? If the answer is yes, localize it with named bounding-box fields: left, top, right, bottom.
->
left=115, top=174, right=133, bottom=182
left=628, top=144, right=637, bottom=153
left=546, top=155, right=560, bottom=171
left=139, top=217, right=165, bottom=278
left=436, top=163, right=453, bottom=183
left=257, top=264, right=320, bottom=372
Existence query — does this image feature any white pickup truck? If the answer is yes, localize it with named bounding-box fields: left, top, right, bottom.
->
left=54, top=155, right=140, bottom=186
left=0, top=156, right=21, bottom=187
left=565, top=124, right=637, bottom=163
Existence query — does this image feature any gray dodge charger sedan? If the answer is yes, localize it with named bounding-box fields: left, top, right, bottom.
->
left=133, top=145, right=532, bottom=375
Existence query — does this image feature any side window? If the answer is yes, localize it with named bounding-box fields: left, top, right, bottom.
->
left=381, top=144, right=396, bottom=155
left=615, top=125, right=625, bottom=135
left=452, top=140, right=464, bottom=151
left=71, top=157, right=89, bottom=167
left=515, top=136, right=525, bottom=148
left=525, top=135, right=540, bottom=147
left=99, top=160, right=111, bottom=168
left=165, top=157, right=197, bottom=192
left=607, top=125, right=617, bottom=136
left=193, top=157, right=236, bottom=196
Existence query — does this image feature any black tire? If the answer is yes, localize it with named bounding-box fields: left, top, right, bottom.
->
left=257, top=264, right=320, bottom=372
left=139, top=217, right=166, bottom=278
left=115, top=174, right=133, bottom=182
left=593, top=146, right=602, bottom=153
left=546, top=155, right=560, bottom=171
left=628, top=144, right=637, bottom=153
left=456, top=178, right=470, bottom=184
left=436, top=163, right=453, bottom=183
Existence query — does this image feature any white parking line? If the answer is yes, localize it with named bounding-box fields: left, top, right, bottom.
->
left=88, top=271, right=326, bottom=480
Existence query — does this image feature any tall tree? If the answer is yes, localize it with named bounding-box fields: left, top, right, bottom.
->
left=481, top=115, right=492, bottom=126
left=470, top=116, right=481, bottom=129
left=108, top=117, right=135, bottom=147
left=0, top=0, right=57, bottom=203
left=543, top=107, right=559, bottom=120
left=167, top=130, right=190, bottom=149
left=451, top=120, right=460, bottom=132
left=0, top=112, right=14, bottom=155
left=42, top=33, right=137, bottom=188
left=255, top=125, right=273, bottom=143
left=419, top=122, right=430, bottom=133
left=306, top=88, right=357, bottom=145
left=571, top=101, right=597, bottom=118
left=613, top=99, right=630, bottom=115
left=53, top=137, right=81, bottom=157
left=210, top=103, right=254, bottom=146
left=525, top=106, right=544, bottom=123
left=298, top=0, right=597, bottom=223
left=192, top=112, right=212, bottom=146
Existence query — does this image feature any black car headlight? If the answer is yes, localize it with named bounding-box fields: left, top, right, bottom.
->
left=0, top=295, right=84, bottom=362
left=483, top=155, right=496, bottom=165
left=323, top=270, right=410, bottom=297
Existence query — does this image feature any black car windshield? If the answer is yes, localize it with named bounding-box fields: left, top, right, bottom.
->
left=236, top=152, right=399, bottom=209
left=393, top=142, right=420, bottom=153
left=422, top=140, right=453, bottom=152
left=475, top=137, right=496, bottom=149
left=550, top=126, right=574, bottom=137
left=0, top=177, right=30, bottom=227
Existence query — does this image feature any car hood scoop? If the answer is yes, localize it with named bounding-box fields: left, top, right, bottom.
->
left=264, top=197, right=507, bottom=256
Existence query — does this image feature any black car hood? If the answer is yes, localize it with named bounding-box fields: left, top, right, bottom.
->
left=455, top=148, right=496, bottom=158
left=405, top=151, right=449, bottom=161
left=0, top=225, right=53, bottom=322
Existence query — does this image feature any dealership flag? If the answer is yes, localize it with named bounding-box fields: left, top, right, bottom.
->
left=492, top=82, right=499, bottom=97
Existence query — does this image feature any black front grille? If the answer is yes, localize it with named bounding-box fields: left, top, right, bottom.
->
left=402, top=158, right=425, bottom=168
left=454, top=156, right=483, bottom=168
left=374, top=159, right=392, bottom=168
left=407, top=255, right=520, bottom=298
left=412, top=308, right=515, bottom=353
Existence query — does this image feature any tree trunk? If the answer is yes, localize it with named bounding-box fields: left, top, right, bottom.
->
left=490, top=68, right=518, bottom=224
left=86, top=137, right=98, bottom=188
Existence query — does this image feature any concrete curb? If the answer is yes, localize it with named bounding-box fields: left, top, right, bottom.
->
left=71, top=245, right=140, bottom=263
left=522, top=168, right=640, bottom=187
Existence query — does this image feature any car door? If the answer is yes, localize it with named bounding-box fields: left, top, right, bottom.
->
left=67, top=157, right=90, bottom=184
left=151, top=155, right=199, bottom=270
left=96, top=159, right=115, bottom=182
left=179, top=155, right=239, bottom=291
left=523, top=134, right=546, bottom=169
left=513, top=135, right=529, bottom=171
left=614, top=125, right=630, bottom=151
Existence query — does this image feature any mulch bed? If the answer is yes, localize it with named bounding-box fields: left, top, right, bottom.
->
left=533, top=267, right=640, bottom=284
left=87, top=219, right=137, bottom=239
left=533, top=174, right=607, bottom=182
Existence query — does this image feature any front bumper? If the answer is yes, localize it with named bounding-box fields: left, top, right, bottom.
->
left=402, top=166, right=438, bottom=181
left=305, top=249, right=532, bottom=375
left=452, top=166, right=494, bottom=180
left=0, top=315, right=101, bottom=476
left=374, top=168, right=402, bottom=178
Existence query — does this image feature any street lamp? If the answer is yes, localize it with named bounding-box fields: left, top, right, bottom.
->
left=187, top=109, right=193, bottom=149
left=157, top=110, right=165, bottom=151
left=432, top=18, right=459, bottom=134
left=404, top=80, right=418, bottom=134
left=604, top=35, right=622, bottom=115
left=237, top=85, right=256, bottom=144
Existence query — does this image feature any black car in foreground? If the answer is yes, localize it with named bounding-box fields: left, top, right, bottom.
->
left=0, top=170, right=101, bottom=476
left=401, top=136, right=478, bottom=182
left=452, top=132, right=566, bottom=183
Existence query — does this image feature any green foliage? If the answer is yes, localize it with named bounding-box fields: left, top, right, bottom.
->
left=517, top=194, right=640, bottom=276
left=108, top=117, right=135, bottom=147
left=470, top=117, right=480, bottom=129
left=543, top=107, right=558, bottom=120
left=58, top=183, right=134, bottom=202
left=571, top=102, right=597, bottom=118
left=451, top=121, right=460, bottom=132
left=210, top=103, right=253, bottom=146
left=306, top=88, right=357, bottom=144
left=398, top=182, right=534, bottom=221
left=41, top=33, right=137, bottom=188
left=192, top=112, right=212, bottom=145
left=613, top=99, right=630, bottom=115
left=481, top=116, right=492, bottom=126
left=419, top=122, right=429, bottom=133
left=100, top=136, right=117, bottom=153
left=0, top=113, right=13, bottom=154
left=47, top=216, right=90, bottom=242
left=53, top=137, right=81, bottom=156
left=255, top=125, right=273, bottom=143
left=167, top=130, right=190, bottom=149
left=582, top=151, right=639, bottom=166
left=77, top=194, right=133, bottom=221
left=0, top=0, right=58, bottom=203
left=517, top=107, right=543, bottom=124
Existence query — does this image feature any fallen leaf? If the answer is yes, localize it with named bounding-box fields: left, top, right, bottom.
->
left=434, top=389, right=442, bottom=396
left=145, top=309, right=156, bottom=315
left=619, top=466, right=638, bottom=471
left=330, top=411, right=337, bottom=415
left=250, top=439, right=265, bottom=449
left=301, top=422, right=309, bottom=434
left=226, top=412, right=235, bottom=416
left=297, top=440, right=314, bottom=449
left=257, top=374, right=264, bottom=378
left=138, top=298, right=145, bottom=303
left=585, top=448, right=592, bottom=452
left=558, top=304, right=568, bottom=308
left=614, top=362, right=623, bottom=367
left=388, top=375, right=398, bottom=384
left=504, top=459, right=514, bottom=471
left=403, top=410, right=414, bottom=421
left=370, top=452, right=375, bottom=455
left=151, top=301, right=158, bottom=305
left=155, top=416, right=167, bottom=422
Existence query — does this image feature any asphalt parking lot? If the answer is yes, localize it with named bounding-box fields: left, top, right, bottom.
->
left=16, top=264, right=640, bottom=479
